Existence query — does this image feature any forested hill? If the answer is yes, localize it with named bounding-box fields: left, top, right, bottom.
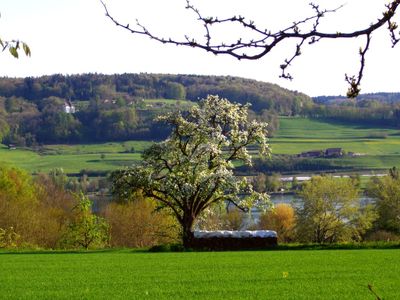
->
left=0, top=73, right=312, bottom=114
left=314, top=93, right=400, bottom=105
left=0, top=73, right=311, bottom=145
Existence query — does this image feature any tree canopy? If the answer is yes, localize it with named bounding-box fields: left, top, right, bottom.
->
left=296, top=176, right=376, bottom=243
left=367, top=171, right=400, bottom=234
left=111, top=95, right=270, bottom=246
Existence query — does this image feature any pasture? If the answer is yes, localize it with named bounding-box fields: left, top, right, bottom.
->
left=272, top=117, right=400, bottom=155
left=0, top=249, right=398, bottom=299
left=269, top=117, right=400, bottom=170
left=0, top=141, right=149, bottom=173
left=1, top=117, right=400, bottom=173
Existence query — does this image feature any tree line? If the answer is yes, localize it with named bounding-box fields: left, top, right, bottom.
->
left=1, top=163, right=399, bottom=249
left=304, top=100, right=400, bottom=128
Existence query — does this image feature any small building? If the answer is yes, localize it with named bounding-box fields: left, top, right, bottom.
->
left=325, top=148, right=343, bottom=157
left=299, top=150, right=323, bottom=158
left=64, top=100, right=76, bottom=114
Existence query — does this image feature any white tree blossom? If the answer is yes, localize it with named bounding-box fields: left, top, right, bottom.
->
left=111, top=95, right=270, bottom=247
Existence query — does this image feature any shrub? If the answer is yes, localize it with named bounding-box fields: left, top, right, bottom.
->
left=103, top=196, right=179, bottom=248
left=0, top=165, right=42, bottom=247
left=258, top=203, right=296, bottom=242
left=0, top=227, right=20, bottom=248
left=296, top=176, right=377, bottom=243
left=367, top=174, right=400, bottom=234
left=61, top=193, right=109, bottom=249
left=34, top=174, right=76, bottom=248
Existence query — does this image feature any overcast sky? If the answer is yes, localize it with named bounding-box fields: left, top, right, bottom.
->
left=1, top=0, right=398, bottom=96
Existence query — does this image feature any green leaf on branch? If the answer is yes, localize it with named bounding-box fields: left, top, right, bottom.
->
left=22, top=43, right=31, bottom=56
left=9, top=46, right=18, bottom=58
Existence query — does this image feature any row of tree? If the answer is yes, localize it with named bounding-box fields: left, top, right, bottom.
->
left=305, top=101, right=400, bottom=128
left=0, top=164, right=179, bottom=249
left=1, top=164, right=399, bottom=249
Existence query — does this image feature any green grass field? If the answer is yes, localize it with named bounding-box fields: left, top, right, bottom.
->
left=1, top=117, right=400, bottom=173
left=0, top=141, right=149, bottom=173
left=271, top=117, right=400, bottom=154
left=269, top=117, right=400, bottom=170
left=0, top=249, right=398, bottom=299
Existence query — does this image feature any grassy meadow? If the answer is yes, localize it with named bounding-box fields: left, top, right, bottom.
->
left=1, top=117, right=400, bottom=173
left=272, top=117, right=400, bottom=155
left=0, top=249, right=398, bottom=299
left=0, top=141, right=150, bottom=174
left=269, top=117, right=400, bottom=170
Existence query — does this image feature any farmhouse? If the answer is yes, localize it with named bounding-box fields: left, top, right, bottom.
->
left=298, top=148, right=344, bottom=158
left=299, top=150, right=323, bottom=158
left=325, top=148, right=343, bottom=157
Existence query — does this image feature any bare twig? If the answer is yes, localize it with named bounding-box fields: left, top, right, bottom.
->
left=101, top=0, right=400, bottom=97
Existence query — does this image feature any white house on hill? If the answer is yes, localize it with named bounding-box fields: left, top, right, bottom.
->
left=64, top=100, right=76, bottom=114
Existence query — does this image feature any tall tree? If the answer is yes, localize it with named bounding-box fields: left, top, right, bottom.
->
left=367, top=173, right=400, bottom=234
left=111, top=95, right=270, bottom=247
left=296, top=176, right=376, bottom=243
left=102, top=1, right=400, bottom=97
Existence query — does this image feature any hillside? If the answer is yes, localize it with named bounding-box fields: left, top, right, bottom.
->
left=0, top=73, right=311, bottom=145
left=0, top=73, right=312, bottom=113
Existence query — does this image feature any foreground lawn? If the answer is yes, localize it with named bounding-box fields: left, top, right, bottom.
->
left=0, top=249, right=398, bottom=299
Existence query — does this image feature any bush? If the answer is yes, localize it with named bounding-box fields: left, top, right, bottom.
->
left=34, top=174, right=76, bottom=248
left=258, top=204, right=296, bottom=242
left=61, top=193, right=109, bottom=250
left=296, top=176, right=377, bottom=243
left=0, top=227, right=20, bottom=248
left=367, top=174, right=400, bottom=234
left=103, top=196, right=179, bottom=248
left=0, top=165, right=40, bottom=246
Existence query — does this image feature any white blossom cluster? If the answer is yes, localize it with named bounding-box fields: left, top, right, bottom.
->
left=112, top=95, right=271, bottom=237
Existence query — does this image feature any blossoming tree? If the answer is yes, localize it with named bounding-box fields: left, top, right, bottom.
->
left=111, top=95, right=270, bottom=247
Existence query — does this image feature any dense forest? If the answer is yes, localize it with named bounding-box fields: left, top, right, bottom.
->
left=0, top=73, right=310, bottom=145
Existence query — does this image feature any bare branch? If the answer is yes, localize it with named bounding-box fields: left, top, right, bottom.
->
left=345, top=34, right=371, bottom=98
left=101, top=0, right=400, bottom=97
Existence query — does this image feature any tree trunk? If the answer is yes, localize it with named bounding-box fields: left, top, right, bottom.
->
left=181, top=213, right=195, bottom=248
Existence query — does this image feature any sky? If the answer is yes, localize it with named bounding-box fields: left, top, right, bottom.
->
left=0, top=0, right=399, bottom=97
